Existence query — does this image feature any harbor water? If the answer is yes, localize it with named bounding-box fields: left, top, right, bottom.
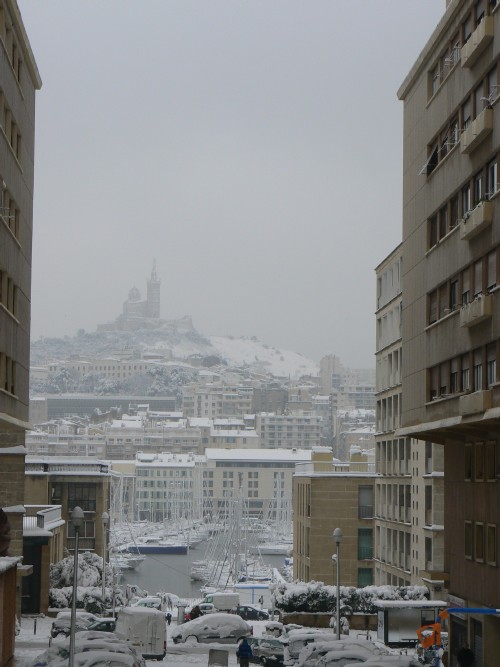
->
left=118, top=546, right=287, bottom=605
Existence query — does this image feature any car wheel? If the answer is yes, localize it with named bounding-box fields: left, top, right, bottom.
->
left=186, top=635, right=198, bottom=643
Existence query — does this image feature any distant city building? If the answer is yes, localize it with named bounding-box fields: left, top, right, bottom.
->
left=293, top=449, right=376, bottom=586
left=182, top=383, right=254, bottom=418
left=255, top=412, right=322, bottom=450
left=374, top=246, right=445, bottom=596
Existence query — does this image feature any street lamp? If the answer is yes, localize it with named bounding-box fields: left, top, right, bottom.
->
left=101, top=511, right=109, bottom=616
left=333, top=527, right=343, bottom=640
left=69, top=506, right=84, bottom=667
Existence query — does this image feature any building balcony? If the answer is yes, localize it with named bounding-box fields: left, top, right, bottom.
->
left=460, top=200, right=493, bottom=240
left=459, top=389, right=492, bottom=416
left=461, top=16, right=494, bottom=68
left=459, top=294, right=492, bottom=327
left=460, top=108, right=493, bottom=154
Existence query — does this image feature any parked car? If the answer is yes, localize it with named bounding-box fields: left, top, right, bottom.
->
left=50, top=612, right=99, bottom=639
left=85, top=619, right=116, bottom=633
left=171, top=612, right=252, bottom=644
left=247, top=636, right=286, bottom=666
left=284, top=630, right=339, bottom=662
left=298, top=639, right=387, bottom=667
left=233, top=604, right=270, bottom=621
left=32, top=632, right=145, bottom=667
left=131, top=596, right=163, bottom=611
left=316, top=651, right=378, bottom=667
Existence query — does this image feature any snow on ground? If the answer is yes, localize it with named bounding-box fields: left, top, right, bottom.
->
left=14, top=616, right=419, bottom=666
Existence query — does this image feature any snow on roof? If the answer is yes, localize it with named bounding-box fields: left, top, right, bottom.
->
left=2, top=505, right=25, bottom=513
left=205, top=448, right=312, bottom=462
left=0, top=446, right=26, bottom=455
left=188, top=418, right=213, bottom=428
left=374, top=600, right=447, bottom=608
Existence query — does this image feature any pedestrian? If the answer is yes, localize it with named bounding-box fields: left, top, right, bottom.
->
left=165, top=612, right=171, bottom=626
left=189, top=605, right=202, bottom=620
left=236, top=637, right=253, bottom=667
left=457, top=642, right=474, bottom=667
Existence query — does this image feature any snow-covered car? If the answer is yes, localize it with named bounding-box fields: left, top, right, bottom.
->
left=316, top=650, right=380, bottom=667
left=171, top=612, right=252, bottom=644
left=346, top=658, right=421, bottom=667
left=50, top=612, right=99, bottom=639
left=298, top=639, right=388, bottom=667
left=31, top=633, right=145, bottom=667
left=232, top=604, right=270, bottom=621
left=85, top=619, right=116, bottom=633
left=284, top=630, right=339, bottom=662
left=247, top=636, right=286, bottom=665
left=131, top=596, right=162, bottom=611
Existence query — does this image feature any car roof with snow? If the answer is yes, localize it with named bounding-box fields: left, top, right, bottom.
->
left=172, top=612, right=251, bottom=636
left=317, top=648, right=383, bottom=665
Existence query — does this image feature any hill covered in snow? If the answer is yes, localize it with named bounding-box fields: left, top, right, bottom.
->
left=30, top=321, right=318, bottom=380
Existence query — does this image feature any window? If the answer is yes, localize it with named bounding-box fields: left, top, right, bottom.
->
left=487, top=344, right=496, bottom=386
left=476, top=0, right=486, bottom=24
left=358, top=486, right=373, bottom=519
left=429, top=216, right=438, bottom=247
left=475, top=442, right=485, bottom=480
left=475, top=84, right=485, bottom=119
left=465, top=521, right=473, bottom=559
left=487, top=158, right=498, bottom=196
left=465, top=444, right=473, bottom=480
left=358, top=528, right=373, bottom=560
left=473, top=349, right=483, bottom=391
left=475, top=522, right=485, bottom=561
left=487, top=524, right=497, bottom=564
left=429, top=291, right=438, bottom=324
left=474, top=259, right=483, bottom=297
left=439, top=207, right=448, bottom=237
left=0, top=352, right=15, bottom=395
left=450, top=358, right=459, bottom=393
left=462, top=183, right=472, bottom=216
left=462, top=354, right=470, bottom=392
left=450, top=278, right=458, bottom=310
left=474, top=172, right=484, bottom=205
left=357, top=568, right=373, bottom=587
left=486, top=442, right=497, bottom=481
left=462, top=98, right=472, bottom=129
left=450, top=194, right=459, bottom=227
left=464, top=14, right=473, bottom=43
left=67, top=483, right=97, bottom=512
left=462, top=267, right=470, bottom=304
left=487, top=250, right=497, bottom=289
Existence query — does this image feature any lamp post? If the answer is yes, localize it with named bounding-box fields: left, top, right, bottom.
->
left=101, top=511, right=109, bottom=616
left=333, top=527, right=343, bottom=640
left=69, top=506, right=84, bottom=667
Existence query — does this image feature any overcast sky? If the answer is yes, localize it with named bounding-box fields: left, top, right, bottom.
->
left=19, top=1, right=445, bottom=369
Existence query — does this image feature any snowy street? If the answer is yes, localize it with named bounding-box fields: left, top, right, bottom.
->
left=14, top=615, right=265, bottom=666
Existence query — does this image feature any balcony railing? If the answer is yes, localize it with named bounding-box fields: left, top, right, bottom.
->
left=459, top=293, right=492, bottom=327
left=358, top=505, right=374, bottom=519
left=461, top=16, right=494, bottom=67
left=460, top=108, right=493, bottom=154
left=459, top=389, right=492, bottom=416
left=460, top=200, right=493, bottom=240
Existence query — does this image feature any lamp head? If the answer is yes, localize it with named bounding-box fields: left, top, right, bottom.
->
left=102, top=511, right=110, bottom=526
left=333, top=527, right=343, bottom=544
left=71, top=506, right=85, bottom=530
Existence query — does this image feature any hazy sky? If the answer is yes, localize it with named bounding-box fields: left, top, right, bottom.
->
left=19, top=1, right=445, bottom=368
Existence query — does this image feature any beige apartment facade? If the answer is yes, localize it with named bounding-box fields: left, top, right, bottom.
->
left=293, top=471, right=376, bottom=587
left=375, top=247, right=446, bottom=596
left=397, top=0, right=500, bottom=661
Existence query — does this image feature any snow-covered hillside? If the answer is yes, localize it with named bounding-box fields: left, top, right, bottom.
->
left=31, top=324, right=318, bottom=380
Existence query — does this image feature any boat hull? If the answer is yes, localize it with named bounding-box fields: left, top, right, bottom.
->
left=127, top=544, right=188, bottom=555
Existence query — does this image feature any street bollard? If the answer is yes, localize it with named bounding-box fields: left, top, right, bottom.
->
left=34, top=618, right=37, bottom=635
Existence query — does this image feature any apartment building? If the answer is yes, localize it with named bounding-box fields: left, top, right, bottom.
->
left=182, top=383, right=254, bottom=418
left=255, top=412, right=322, bottom=450
left=396, top=0, right=500, bottom=660
left=134, top=451, right=204, bottom=522
left=24, top=457, right=111, bottom=555
left=204, top=447, right=312, bottom=517
left=0, top=0, right=41, bottom=571
left=374, top=247, right=445, bottom=597
left=293, top=463, right=376, bottom=587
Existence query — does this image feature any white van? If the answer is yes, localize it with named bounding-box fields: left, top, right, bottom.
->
left=115, top=606, right=166, bottom=660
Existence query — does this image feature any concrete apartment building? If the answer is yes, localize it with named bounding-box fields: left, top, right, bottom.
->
left=255, top=412, right=322, bottom=450
left=396, top=0, right=500, bottom=660
left=182, top=383, right=254, bottom=418
left=0, top=0, right=41, bottom=569
left=375, top=247, right=445, bottom=597
left=293, top=457, right=376, bottom=587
